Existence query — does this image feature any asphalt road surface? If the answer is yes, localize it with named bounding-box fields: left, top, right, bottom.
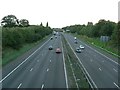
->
left=1, top=32, right=120, bottom=89
left=63, top=33, right=119, bottom=89
left=1, top=34, right=67, bottom=88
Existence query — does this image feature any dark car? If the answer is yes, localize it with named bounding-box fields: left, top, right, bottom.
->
left=55, top=36, right=57, bottom=38
left=74, top=40, right=77, bottom=44
left=49, top=45, right=53, bottom=50
left=56, top=47, right=61, bottom=53
left=75, top=47, right=81, bottom=53
left=50, top=37, right=53, bottom=40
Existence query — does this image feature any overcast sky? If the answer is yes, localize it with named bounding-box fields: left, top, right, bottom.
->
left=0, top=0, right=119, bottom=28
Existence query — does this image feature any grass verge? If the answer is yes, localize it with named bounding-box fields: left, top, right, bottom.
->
left=2, top=35, right=51, bottom=67
left=61, top=34, right=90, bottom=88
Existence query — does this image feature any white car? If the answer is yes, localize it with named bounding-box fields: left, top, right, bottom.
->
left=79, top=45, right=85, bottom=49
left=74, top=37, right=77, bottom=40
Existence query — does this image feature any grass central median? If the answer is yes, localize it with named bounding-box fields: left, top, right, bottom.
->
left=61, top=34, right=90, bottom=89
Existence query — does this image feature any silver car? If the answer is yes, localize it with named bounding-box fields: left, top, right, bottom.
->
left=75, top=47, right=81, bottom=53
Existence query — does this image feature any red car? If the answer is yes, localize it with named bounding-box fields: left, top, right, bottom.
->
left=56, top=48, right=61, bottom=53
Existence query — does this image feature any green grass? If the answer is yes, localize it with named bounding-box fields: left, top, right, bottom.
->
left=2, top=35, right=51, bottom=67
left=62, top=35, right=90, bottom=88
left=0, top=26, right=2, bottom=68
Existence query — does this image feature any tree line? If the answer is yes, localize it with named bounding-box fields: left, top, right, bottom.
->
left=1, top=15, right=52, bottom=50
left=62, top=19, right=120, bottom=46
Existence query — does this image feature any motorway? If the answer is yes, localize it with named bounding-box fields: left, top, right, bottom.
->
left=1, top=32, right=119, bottom=89
left=1, top=34, right=67, bottom=88
left=63, top=33, right=119, bottom=89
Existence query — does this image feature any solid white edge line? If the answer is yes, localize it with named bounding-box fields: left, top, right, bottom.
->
left=113, top=82, right=120, bottom=89
left=113, top=68, right=118, bottom=72
left=79, top=40, right=119, bottom=65
left=93, top=44, right=120, bottom=58
left=65, top=35, right=98, bottom=88
left=67, top=54, right=79, bottom=88
left=17, top=83, right=22, bottom=89
left=61, top=36, right=69, bottom=89
left=41, top=84, right=44, bottom=90
left=0, top=38, right=51, bottom=83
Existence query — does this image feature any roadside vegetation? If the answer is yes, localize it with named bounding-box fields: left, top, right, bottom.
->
left=62, top=20, right=120, bottom=57
left=1, top=14, right=52, bottom=66
left=61, top=34, right=90, bottom=89
left=0, top=26, right=2, bottom=67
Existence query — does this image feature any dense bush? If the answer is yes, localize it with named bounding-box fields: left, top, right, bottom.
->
left=2, top=25, right=52, bottom=50
left=62, top=19, right=118, bottom=46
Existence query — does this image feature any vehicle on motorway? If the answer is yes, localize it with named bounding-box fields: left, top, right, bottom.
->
left=74, top=37, right=77, bottom=40
left=74, top=40, right=77, bottom=44
left=50, top=37, right=53, bottom=40
left=55, top=36, right=57, bottom=38
left=75, top=47, right=81, bottom=53
left=56, top=47, right=61, bottom=53
left=79, top=45, right=85, bottom=49
left=49, top=45, right=53, bottom=50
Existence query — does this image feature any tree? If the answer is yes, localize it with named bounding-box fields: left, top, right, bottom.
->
left=111, top=21, right=120, bottom=46
left=1, top=15, right=19, bottom=27
left=46, top=22, right=49, bottom=27
left=19, top=19, right=29, bottom=27
left=40, top=22, right=43, bottom=26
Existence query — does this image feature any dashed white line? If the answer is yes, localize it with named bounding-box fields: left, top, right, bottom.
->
left=61, top=36, right=69, bottom=89
left=113, top=68, right=118, bottom=72
left=41, top=84, right=44, bottom=90
left=113, top=82, right=120, bottom=89
left=50, top=60, right=51, bottom=62
left=37, top=60, right=39, bottom=62
left=30, top=68, right=33, bottom=71
left=47, top=68, right=49, bottom=72
left=90, top=59, right=93, bottom=62
left=17, top=83, right=22, bottom=89
left=99, top=68, right=102, bottom=71
left=0, top=38, right=51, bottom=83
left=79, top=40, right=119, bottom=65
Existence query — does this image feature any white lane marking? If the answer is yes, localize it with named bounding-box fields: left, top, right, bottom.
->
left=0, top=38, right=51, bottom=83
left=37, top=60, right=39, bottom=62
left=113, top=68, right=118, bottom=72
left=30, top=68, right=33, bottom=71
left=113, top=82, right=120, bottom=89
left=47, top=68, right=49, bottom=72
left=90, top=59, right=93, bottom=62
left=77, top=79, right=80, bottom=81
left=66, top=37, right=97, bottom=88
left=50, top=60, right=51, bottom=62
left=99, top=68, right=102, bottom=71
left=41, top=84, right=44, bottom=90
left=78, top=39, right=119, bottom=65
left=17, top=83, right=22, bottom=89
left=61, top=36, right=69, bottom=89
left=102, top=60, right=104, bottom=62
